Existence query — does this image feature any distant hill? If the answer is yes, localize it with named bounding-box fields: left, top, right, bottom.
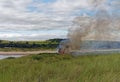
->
left=0, top=39, right=64, bottom=49
left=46, top=38, right=66, bottom=43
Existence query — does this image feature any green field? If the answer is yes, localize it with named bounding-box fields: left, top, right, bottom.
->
left=1, top=53, right=120, bottom=82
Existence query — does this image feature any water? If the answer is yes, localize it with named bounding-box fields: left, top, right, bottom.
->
left=0, top=55, right=23, bottom=60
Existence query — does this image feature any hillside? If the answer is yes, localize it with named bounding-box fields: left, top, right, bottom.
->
left=0, top=38, right=64, bottom=51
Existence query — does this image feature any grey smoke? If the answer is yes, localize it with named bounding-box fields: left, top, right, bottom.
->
left=68, top=0, right=120, bottom=50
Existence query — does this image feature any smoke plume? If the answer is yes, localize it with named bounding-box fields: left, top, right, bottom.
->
left=68, top=0, right=120, bottom=50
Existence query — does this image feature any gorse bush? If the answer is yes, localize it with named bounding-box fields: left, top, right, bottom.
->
left=0, top=39, right=63, bottom=49
left=32, top=55, right=44, bottom=60
left=6, top=57, right=15, bottom=59
left=32, top=53, right=73, bottom=62
left=32, top=53, right=57, bottom=60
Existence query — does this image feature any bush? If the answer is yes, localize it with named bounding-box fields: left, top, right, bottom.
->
left=32, top=55, right=44, bottom=60
left=6, top=57, right=15, bottom=59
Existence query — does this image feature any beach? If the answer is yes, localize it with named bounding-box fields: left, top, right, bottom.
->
left=0, top=50, right=57, bottom=55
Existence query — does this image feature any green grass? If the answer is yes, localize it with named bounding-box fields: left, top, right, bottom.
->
left=1, top=53, right=120, bottom=82
left=0, top=48, right=55, bottom=52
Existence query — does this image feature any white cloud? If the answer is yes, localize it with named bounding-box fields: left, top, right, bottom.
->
left=0, top=0, right=119, bottom=40
left=0, top=0, right=90, bottom=31
left=0, top=30, right=67, bottom=41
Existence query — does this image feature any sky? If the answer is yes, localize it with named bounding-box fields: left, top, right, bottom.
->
left=0, top=0, right=119, bottom=41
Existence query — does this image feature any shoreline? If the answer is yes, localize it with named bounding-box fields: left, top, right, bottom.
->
left=0, top=51, right=57, bottom=55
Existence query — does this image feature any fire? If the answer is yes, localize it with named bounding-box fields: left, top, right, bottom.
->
left=58, top=39, right=71, bottom=54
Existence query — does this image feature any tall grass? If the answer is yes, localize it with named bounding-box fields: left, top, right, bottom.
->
left=0, top=53, right=120, bottom=82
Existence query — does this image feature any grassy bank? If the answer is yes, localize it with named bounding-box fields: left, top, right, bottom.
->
left=0, top=53, right=120, bottom=82
left=0, top=48, right=55, bottom=52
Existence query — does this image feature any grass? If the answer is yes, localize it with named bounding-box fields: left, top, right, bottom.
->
left=0, top=47, right=56, bottom=52
left=0, top=53, right=120, bottom=82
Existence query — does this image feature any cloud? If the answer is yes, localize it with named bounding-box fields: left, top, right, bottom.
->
left=0, top=30, right=67, bottom=41
left=0, top=0, right=90, bottom=31
left=0, top=33, right=66, bottom=41
left=0, top=0, right=119, bottom=40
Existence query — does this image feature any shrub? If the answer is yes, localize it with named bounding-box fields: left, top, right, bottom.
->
left=6, top=57, right=15, bottom=59
left=32, top=55, right=44, bottom=60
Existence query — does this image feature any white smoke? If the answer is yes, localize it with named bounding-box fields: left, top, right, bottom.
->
left=68, top=0, right=120, bottom=50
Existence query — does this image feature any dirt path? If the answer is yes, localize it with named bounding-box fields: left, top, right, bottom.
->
left=0, top=50, right=57, bottom=55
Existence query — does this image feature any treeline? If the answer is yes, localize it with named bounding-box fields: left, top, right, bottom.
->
left=0, top=38, right=64, bottom=49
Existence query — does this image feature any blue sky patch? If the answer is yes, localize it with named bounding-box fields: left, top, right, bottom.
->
left=32, top=0, right=56, bottom=3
